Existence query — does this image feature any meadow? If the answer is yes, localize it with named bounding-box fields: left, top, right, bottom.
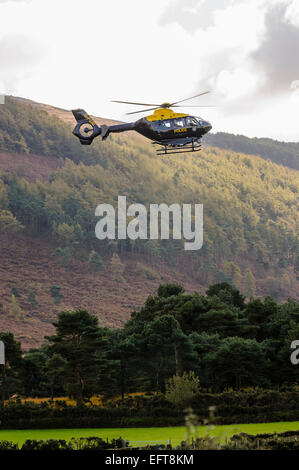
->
left=1, top=422, right=299, bottom=447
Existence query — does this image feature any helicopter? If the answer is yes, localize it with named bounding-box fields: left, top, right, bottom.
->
left=72, top=92, right=213, bottom=155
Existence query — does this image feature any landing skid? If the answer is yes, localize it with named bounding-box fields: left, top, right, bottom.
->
left=152, top=139, right=202, bottom=155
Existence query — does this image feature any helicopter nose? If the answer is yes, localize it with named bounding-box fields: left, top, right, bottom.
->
left=203, top=121, right=212, bottom=133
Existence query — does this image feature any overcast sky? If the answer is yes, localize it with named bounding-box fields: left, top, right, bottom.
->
left=0, top=0, right=299, bottom=141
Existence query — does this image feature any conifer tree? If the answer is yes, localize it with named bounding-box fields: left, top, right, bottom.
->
left=9, top=294, right=21, bottom=320
left=244, top=269, right=256, bottom=298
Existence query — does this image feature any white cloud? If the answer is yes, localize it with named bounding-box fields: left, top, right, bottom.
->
left=159, top=0, right=233, bottom=33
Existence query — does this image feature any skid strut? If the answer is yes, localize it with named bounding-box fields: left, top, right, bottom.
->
left=152, top=139, right=202, bottom=155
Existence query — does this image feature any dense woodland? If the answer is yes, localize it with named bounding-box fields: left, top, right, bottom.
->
left=0, top=98, right=298, bottom=301
left=0, top=283, right=298, bottom=404
left=205, top=132, right=299, bottom=171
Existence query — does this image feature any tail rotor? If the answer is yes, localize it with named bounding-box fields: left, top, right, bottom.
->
left=72, top=109, right=101, bottom=145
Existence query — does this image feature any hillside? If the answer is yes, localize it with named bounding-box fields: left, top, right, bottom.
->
left=0, top=230, right=199, bottom=349
left=0, top=97, right=298, bottom=349
left=205, top=132, right=299, bottom=171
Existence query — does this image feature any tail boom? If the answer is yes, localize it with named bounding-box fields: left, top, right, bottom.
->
left=72, top=109, right=135, bottom=145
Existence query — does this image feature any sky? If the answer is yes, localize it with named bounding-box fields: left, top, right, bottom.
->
left=0, top=0, right=299, bottom=141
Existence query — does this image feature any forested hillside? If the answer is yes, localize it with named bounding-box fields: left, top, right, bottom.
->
left=0, top=97, right=298, bottom=348
left=205, top=132, right=299, bottom=171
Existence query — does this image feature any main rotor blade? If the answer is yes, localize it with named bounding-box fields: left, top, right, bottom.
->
left=126, top=107, right=160, bottom=115
left=172, top=104, right=216, bottom=108
left=111, top=100, right=160, bottom=107
left=170, top=91, right=211, bottom=106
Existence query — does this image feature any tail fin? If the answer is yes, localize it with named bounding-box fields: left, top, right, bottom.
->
left=72, top=109, right=97, bottom=126
left=72, top=108, right=101, bottom=145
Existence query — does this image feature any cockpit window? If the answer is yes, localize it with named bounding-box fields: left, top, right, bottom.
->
left=155, top=120, right=171, bottom=129
left=174, top=119, right=185, bottom=127
left=186, top=117, right=198, bottom=126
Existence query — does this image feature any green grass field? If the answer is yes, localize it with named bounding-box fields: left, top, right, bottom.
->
left=1, top=422, right=299, bottom=447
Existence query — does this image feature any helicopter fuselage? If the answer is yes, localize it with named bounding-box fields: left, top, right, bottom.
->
left=108, top=108, right=212, bottom=142
left=72, top=107, right=212, bottom=154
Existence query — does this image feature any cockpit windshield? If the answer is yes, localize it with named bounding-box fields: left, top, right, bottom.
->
left=186, top=116, right=198, bottom=126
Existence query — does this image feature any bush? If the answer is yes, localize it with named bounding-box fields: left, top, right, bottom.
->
left=0, top=440, right=18, bottom=450
left=1, top=389, right=299, bottom=429
left=166, top=372, right=200, bottom=409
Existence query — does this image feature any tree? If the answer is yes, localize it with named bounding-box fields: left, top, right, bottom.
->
left=143, top=314, right=195, bottom=390
left=103, top=329, right=141, bottom=400
left=0, top=210, right=23, bottom=233
left=206, top=283, right=246, bottom=309
left=110, top=253, right=125, bottom=282
left=210, top=337, right=270, bottom=390
left=188, top=332, right=222, bottom=390
left=27, top=291, right=38, bottom=309
left=45, top=353, right=67, bottom=400
left=46, top=309, right=103, bottom=405
left=157, top=284, right=185, bottom=298
left=88, top=250, right=104, bottom=273
left=196, top=297, right=246, bottom=338
left=244, top=269, right=256, bottom=298
left=0, top=332, right=23, bottom=401
left=9, top=294, right=21, bottom=320
left=21, top=349, right=49, bottom=397
left=245, top=297, right=278, bottom=339
left=266, top=277, right=279, bottom=299
left=11, top=287, right=20, bottom=298
left=223, top=261, right=242, bottom=288
left=165, top=371, right=199, bottom=409
left=0, top=179, right=9, bottom=209
left=54, top=223, right=76, bottom=245
left=53, top=247, right=71, bottom=268
left=50, top=285, right=64, bottom=305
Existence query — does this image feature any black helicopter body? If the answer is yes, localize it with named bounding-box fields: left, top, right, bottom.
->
left=72, top=93, right=213, bottom=155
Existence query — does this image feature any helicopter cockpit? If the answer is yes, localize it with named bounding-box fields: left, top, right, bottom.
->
left=154, top=116, right=207, bottom=131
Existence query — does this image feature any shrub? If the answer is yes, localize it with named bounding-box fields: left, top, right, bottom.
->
left=166, top=372, right=200, bottom=409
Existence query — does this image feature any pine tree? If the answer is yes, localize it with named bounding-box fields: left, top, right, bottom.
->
left=223, top=261, right=242, bottom=288
left=53, top=247, right=71, bottom=268
left=244, top=269, right=256, bottom=298
left=110, top=253, right=125, bottom=282
left=88, top=250, right=104, bottom=273
left=9, top=295, right=21, bottom=320
left=27, top=291, right=38, bottom=309
left=55, top=223, right=76, bottom=245
left=50, top=285, right=64, bottom=305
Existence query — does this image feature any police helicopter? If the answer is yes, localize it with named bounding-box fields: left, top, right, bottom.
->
left=72, top=92, right=213, bottom=155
